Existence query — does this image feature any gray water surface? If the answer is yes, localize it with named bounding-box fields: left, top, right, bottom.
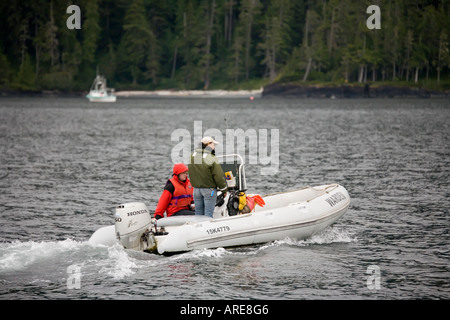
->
left=0, top=97, right=448, bottom=299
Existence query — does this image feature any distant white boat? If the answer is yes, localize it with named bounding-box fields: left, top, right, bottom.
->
left=86, top=70, right=116, bottom=102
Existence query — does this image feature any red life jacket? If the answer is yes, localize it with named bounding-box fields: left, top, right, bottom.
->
left=167, top=177, right=193, bottom=215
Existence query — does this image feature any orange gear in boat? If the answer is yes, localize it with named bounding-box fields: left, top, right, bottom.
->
left=245, top=195, right=265, bottom=211
left=253, top=195, right=265, bottom=207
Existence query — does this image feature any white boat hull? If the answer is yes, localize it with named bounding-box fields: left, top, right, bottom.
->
left=89, top=184, right=350, bottom=254
left=156, top=184, right=349, bottom=254
left=86, top=94, right=117, bottom=102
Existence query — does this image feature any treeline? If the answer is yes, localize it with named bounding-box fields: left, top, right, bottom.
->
left=0, top=0, right=449, bottom=92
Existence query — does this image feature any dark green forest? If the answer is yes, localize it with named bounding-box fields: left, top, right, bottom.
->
left=1, top=0, right=449, bottom=92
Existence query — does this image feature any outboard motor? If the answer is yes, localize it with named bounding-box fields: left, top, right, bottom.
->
left=114, top=202, right=152, bottom=251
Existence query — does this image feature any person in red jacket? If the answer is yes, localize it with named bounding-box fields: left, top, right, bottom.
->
left=153, top=163, right=195, bottom=220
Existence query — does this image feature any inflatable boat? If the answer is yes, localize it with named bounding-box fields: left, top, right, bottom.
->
left=89, top=154, right=350, bottom=254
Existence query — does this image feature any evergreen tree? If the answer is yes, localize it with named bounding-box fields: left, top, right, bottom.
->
left=435, top=30, right=450, bottom=84
left=237, top=0, right=262, bottom=81
left=13, top=53, right=36, bottom=90
left=0, top=52, right=12, bottom=86
left=259, top=0, right=292, bottom=82
left=119, top=0, right=159, bottom=85
left=82, top=0, right=100, bottom=66
left=0, top=0, right=448, bottom=91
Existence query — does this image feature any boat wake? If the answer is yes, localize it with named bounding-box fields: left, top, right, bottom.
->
left=0, top=239, right=146, bottom=281
left=0, top=239, right=84, bottom=272
left=166, top=226, right=357, bottom=261
left=275, top=226, right=357, bottom=246
left=250, top=226, right=357, bottom=252
left=0, top=227, right=356, bottom=284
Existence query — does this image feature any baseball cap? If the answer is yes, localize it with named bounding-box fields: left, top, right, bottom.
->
left=201, top=136, right=219, bottom=145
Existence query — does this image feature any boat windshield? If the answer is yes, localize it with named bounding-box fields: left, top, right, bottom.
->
left=90, top=75, right=108, bottom=92
left=217, top=154, right=246, bottom=191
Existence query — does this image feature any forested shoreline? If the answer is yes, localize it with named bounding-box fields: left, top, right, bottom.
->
left=1, top=0, right=449, bottom=93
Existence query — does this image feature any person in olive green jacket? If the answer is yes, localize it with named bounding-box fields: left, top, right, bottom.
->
left=188, top=137, right=228, bottom=218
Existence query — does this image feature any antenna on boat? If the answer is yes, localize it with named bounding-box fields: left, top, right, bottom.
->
left=224, top=117, right=233, bottom=152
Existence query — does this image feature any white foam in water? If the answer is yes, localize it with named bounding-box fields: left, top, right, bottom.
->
left=0, top=239, right=84, bottom=272
left=253, top=227, right=356, bottom=252
left=0, top=239, right=153, bottom=280
left=167, top=227, right=356, bottom=260
left=98, top=244, right=140, bottom=280
left=277, top=227, right=357, bottom=247
left=172, top=247, right=228, bottom=261
left=0, top=228, right=355, bottom=279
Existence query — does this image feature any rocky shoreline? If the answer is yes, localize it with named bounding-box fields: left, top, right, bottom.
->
left=0, top=89, right=263, bottom=99
left=1, top=84, right=448, bottom=99
left=262, top=83, right=449, bottom=98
